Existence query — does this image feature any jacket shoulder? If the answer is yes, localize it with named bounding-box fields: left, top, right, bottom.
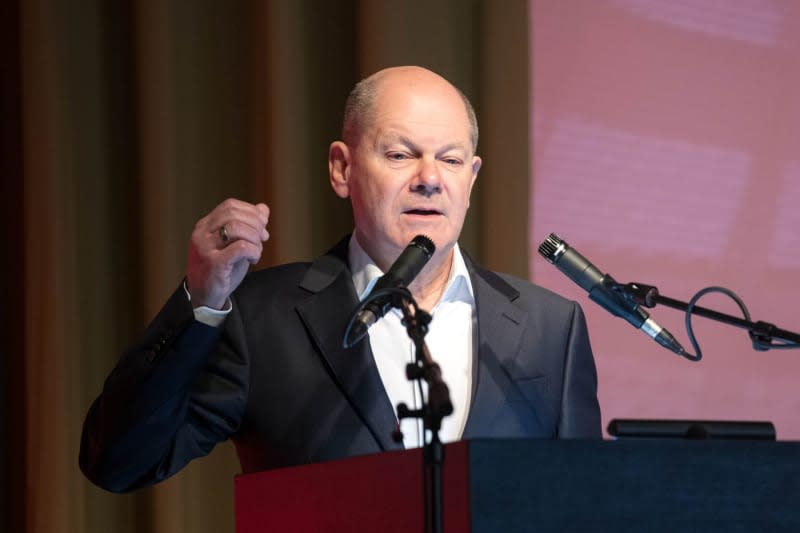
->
left=499, top=272, right=578, bottom=308
left=474, top=265, right=581, bottom=318
left=232, top=262, right=313, bottom=306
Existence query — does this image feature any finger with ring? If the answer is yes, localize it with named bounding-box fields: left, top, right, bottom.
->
left=219, top=224, right=230, bottom=245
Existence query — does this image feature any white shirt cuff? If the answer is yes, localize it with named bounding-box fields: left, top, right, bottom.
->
left=183, top=280, right=232, bottom=327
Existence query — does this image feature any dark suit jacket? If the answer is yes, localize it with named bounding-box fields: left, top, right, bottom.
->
left=80, top=238, right=600, bottom=493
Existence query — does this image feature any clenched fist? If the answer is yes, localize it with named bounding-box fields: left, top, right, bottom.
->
left=186, top=199, right=270, bottom=309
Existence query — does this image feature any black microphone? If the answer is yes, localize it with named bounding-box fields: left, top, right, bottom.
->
left=538, top=233, right=687, bottom=356
left=343, top=235, right=436, bottom=348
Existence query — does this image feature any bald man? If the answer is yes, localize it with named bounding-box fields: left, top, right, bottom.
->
left=80, top=66, right=600, bottom=493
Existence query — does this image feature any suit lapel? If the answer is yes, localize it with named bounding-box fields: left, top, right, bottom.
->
left=462, top=258, right=528, bottom=436
left=295, top=241, right=402, bottom=452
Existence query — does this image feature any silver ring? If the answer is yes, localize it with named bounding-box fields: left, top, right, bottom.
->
left=219, top=224, right=230, bottom=245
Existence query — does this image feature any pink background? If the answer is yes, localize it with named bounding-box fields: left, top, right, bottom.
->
left=528, top=1, right=800, bottom=438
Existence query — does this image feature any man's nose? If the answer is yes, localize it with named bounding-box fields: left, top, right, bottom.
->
left=410, top=158, right=442, bottom=196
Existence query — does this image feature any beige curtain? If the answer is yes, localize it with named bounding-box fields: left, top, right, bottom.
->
left=9, top=0, right=530, bottom=531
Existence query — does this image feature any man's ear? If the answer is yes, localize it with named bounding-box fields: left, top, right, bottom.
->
left=466, top=155, right=482, bottom=207
left=329, top=141, right=351, bottom=199
left=471, top=156, right=482, bottom=185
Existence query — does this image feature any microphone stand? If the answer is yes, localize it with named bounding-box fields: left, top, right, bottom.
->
left=617, top=282, right=800, bottom=360
left=391, top=289, right=453, bottom=533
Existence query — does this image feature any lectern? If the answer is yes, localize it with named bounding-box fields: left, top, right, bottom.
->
left=235, top=439, right=800, bottom=532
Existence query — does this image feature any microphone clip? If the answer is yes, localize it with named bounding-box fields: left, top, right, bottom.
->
left=616, top=282, right=660, bottom=308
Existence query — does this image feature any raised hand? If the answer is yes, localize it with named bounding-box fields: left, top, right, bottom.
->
left=186, top=199, right=270, bottom=309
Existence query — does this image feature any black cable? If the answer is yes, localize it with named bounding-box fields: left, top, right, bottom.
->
left=682, top=286, right=753, bottom=362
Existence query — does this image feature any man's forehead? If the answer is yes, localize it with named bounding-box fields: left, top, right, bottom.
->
left=369, top=83, right=471, bottom=131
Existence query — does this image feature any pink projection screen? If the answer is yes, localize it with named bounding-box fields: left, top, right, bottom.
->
left=528, top=1, right=800, bottom=438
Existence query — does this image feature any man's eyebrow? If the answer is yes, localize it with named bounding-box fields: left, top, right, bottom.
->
left=377, top=134, right=417, bottom=149
left=379, top=134, right=468, bottom=155
left=437, top=143, right=468, bottom=155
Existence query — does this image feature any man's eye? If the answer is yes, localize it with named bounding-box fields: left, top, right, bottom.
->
left=387, top=153, right=409, bottom=161
left=443, top=157, right=462, bottom=166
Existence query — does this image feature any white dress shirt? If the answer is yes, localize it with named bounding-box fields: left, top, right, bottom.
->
left=349, top=234, right=476, bottom=448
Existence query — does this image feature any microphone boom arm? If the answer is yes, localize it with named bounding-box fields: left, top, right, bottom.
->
left=618, top=282, right=800, bottom=357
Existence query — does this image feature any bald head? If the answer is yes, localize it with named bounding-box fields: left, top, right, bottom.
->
left=341, top=66, right=479, bottom=152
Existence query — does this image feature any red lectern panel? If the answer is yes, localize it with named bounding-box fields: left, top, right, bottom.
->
left=235, top=441, right=470, bottom=533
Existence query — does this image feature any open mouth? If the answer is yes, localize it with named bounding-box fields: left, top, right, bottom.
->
left=403, top=209, right=442, bottom=216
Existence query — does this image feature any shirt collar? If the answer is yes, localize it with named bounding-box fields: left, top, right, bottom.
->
left=348, top=233, right=475, bottom=307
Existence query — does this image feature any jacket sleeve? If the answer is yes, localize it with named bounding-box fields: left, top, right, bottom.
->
left=557, top=302, right=602, bottom=438
left=79, top=284, right=249, bottom=492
